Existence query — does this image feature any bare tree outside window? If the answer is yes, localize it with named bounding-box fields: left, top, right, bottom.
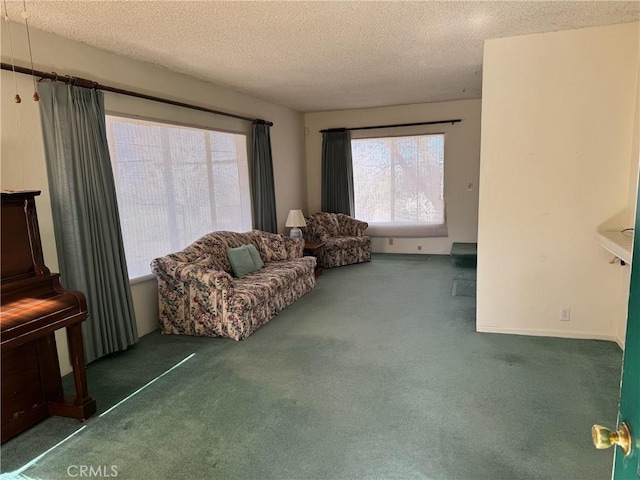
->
left=352, top=134, right=445, bottom=236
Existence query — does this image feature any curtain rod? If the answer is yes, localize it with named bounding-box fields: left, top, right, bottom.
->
left=320, top=119, right=461, bottom=133
left=1, top=62, right=273, bottom=126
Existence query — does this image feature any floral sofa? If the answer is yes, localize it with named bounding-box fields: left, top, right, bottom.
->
left=303, top=212, right=371, bottom=268
left=150, top=230, right=316, bottom=341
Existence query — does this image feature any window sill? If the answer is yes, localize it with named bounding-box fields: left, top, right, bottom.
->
left=129, top=274, right=156, bottom=285
left=366, top=222, right=448, bottom=238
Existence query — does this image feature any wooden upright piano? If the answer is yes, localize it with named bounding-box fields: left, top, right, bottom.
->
left=1, top=190, right=96, bottom=443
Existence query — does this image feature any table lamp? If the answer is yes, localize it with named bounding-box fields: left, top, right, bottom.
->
left=286, top=209, right=306, bottom=238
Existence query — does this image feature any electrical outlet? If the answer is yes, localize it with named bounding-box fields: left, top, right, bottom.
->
left=388, top=238, right=394, bottom=246
left=560, top=307, right=571, bottom=322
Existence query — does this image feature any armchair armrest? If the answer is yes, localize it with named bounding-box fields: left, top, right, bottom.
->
left=337, top=214, right=369, bottom=236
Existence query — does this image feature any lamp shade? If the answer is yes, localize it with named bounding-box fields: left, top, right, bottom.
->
left=285, top=209, right=306, bottom=228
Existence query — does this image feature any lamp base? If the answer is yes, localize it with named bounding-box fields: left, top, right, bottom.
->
left=290, top=227, right=303, bottom=238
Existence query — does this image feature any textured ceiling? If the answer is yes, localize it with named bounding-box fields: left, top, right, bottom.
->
left=3, top=1, right=640, bottom=112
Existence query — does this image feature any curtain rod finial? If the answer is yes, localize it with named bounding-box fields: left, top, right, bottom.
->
left=253, top=119, right=275, bottom=127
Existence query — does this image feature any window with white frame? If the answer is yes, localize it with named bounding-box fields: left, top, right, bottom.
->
left=351, top=134, right=446, bottom=237
left=106, top=115, right=252, bottom=279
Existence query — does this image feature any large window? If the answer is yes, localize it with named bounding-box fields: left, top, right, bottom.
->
left=106, top=115, right=252, bottom=279
left=351, top=134, right=446, bottom=237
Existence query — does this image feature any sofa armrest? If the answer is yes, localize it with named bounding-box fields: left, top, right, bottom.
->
left=152, top=255, right=235, bottom=335
left=283, top=237, right=304, bottom=259
left=151, top=255, right=188, bottom=281
left=181, top=265, right=234, bottom=293
left=151, top=256, right=234, bottom=295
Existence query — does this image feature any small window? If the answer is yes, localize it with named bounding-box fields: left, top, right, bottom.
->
left=351, top=134, right=446, bottom=237
left=106, top=115, right=252, bottom=279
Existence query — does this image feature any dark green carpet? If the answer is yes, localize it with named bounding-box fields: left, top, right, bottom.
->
left=451, top=271, right=477, bottom=298
left=1, top=254, right=621, bottom=479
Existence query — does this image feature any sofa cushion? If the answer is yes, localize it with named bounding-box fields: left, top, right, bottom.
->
left=325, top=236, right=371, bottom=249
left=233, top=259, right=315, bottom=303
left=246, top=244, right=265, bottom=270
left=227, top=245, right=259, bottom=278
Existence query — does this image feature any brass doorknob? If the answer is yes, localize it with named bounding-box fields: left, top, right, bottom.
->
left=591, top=422, right=632, bottom=457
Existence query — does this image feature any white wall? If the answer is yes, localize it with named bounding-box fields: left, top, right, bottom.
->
left=1, top=23, right=306, bottom=375
left=617, top=67, right=640, bottom=348
left=304, top=100, right=481, bottom=254
left=477, top=22, right=639, bottom=342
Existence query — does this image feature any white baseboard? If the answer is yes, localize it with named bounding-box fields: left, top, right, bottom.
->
left=476, top=325, right=619, bottom=343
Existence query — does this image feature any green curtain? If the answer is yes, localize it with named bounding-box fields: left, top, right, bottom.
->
left=251, top=121, right=277, bottom=233
left=38, top=81, right=138, bottom=363
left=321, top=130, right=354, bottom=215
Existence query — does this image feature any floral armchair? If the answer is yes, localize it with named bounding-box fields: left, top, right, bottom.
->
left=303, top=212, right=371, bottom=268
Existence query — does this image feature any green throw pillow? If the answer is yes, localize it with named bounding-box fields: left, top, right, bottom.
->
left=227, top=245, right=257, bottom=278
left=246, top=244, right=265, bottom=270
